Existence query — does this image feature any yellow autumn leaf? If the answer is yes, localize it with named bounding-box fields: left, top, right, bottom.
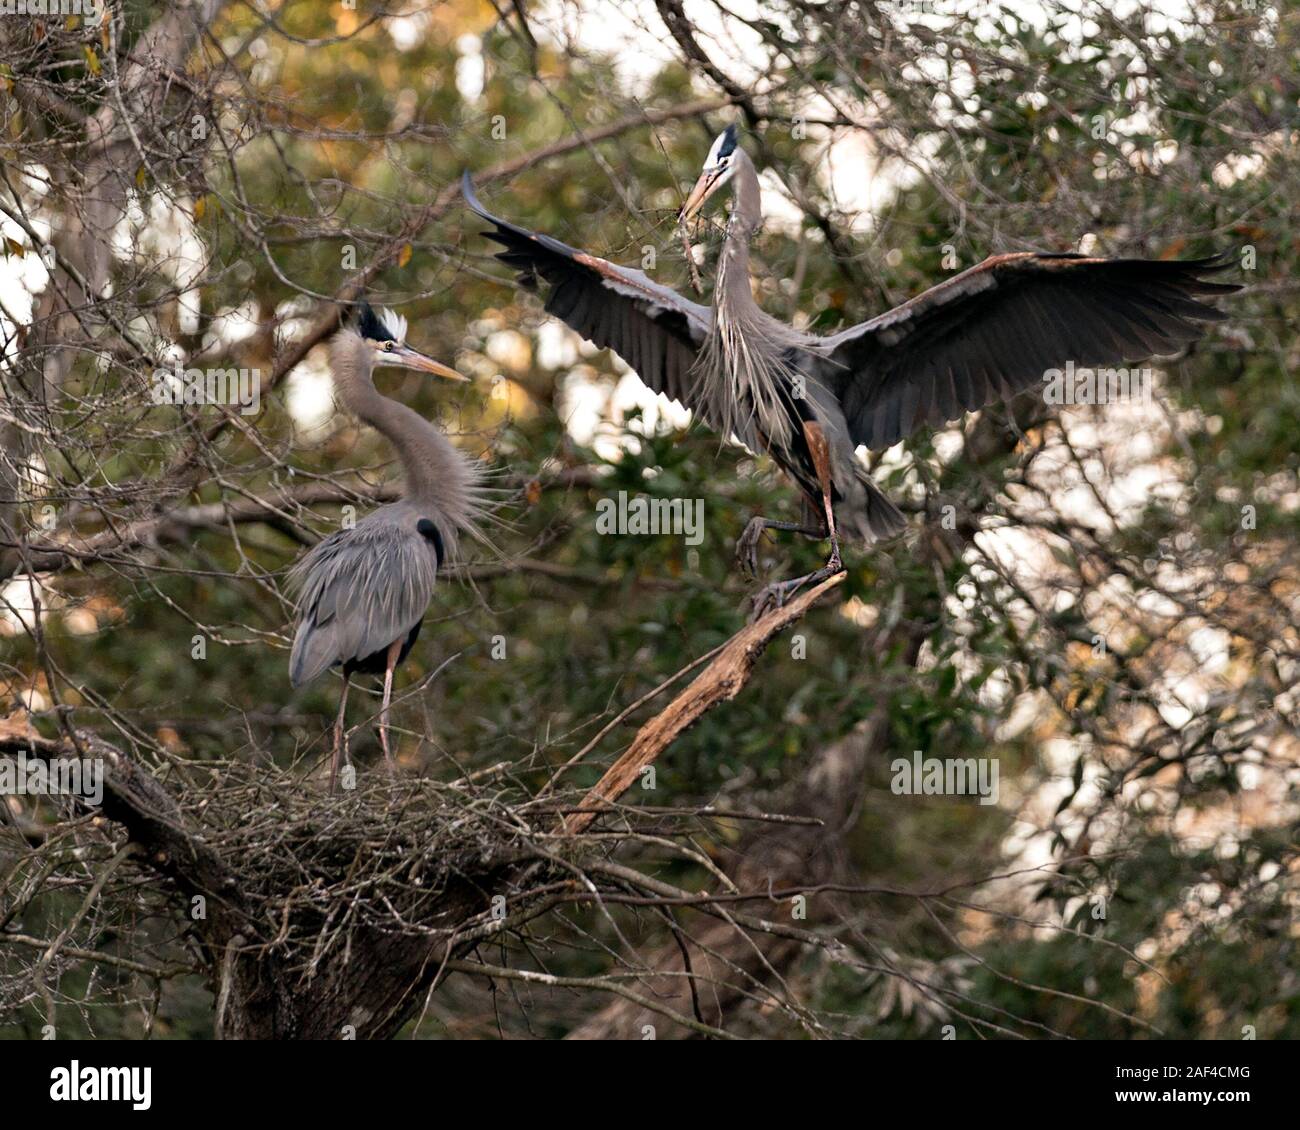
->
left=135, top=166, right=147, bottom=189
left=83, top=45, right=101, bottom=76
left=65, top=15, right=80, bottom=30
left=396, top=243, right=413, bottom=268
left=193, top=196, right=206, bottom=221
left=4, top=238, right=24, bottom=258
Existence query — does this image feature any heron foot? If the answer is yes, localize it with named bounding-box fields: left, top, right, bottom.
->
left=749, top=576, right=804, bottom=620
left=747, top=558, right=846, bottom=622
left=735, top=516, right=829, bottom=579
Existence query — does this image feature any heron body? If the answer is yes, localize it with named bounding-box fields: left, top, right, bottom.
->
left=288, top=500, right=447, bottom=685
left=463, top=125, right=1239, bottom=604
left=288, top=304, right=480, bottom=789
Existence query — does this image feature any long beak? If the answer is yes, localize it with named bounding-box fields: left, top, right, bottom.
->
left=392, top=344, right=468, bottom=381
left=678, top=169, right=722, bottom=224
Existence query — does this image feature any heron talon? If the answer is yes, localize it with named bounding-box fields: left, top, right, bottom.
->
left=748, top=578, right=795, bottom=621
left=747, top=589, right=778, bottom=622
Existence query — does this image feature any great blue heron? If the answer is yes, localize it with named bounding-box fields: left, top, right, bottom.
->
left=462, top=125, right=1239, bottom=605
left=288, top=303, right=483, bottom=791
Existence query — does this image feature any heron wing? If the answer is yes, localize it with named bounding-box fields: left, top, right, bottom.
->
left=462, top=172, right=712, bottom=410
left=823, top=251, right=1240, bottom=451
left=288, top=518, right=439, bottom=687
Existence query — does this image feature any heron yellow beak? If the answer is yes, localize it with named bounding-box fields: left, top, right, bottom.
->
left=391, top=344, right=469, bottom=381
left=678, top=168, right=724, bottom=224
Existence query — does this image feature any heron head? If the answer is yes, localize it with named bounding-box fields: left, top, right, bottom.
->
left=354, top=303, right=467, bottom=381
left=679, top=124, right=740, bottom=224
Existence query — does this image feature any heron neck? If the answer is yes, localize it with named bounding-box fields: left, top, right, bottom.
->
left=727, top=150, right=763, bottom=240
left=329, top=331, right=478, bottom=529
left=702, top=150, right=805, bottom=446
left=717, top=150, right=762, bottom=306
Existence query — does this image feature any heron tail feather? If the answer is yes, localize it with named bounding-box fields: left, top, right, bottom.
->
left=289, top=620, right=337, bottom=688
left=843, top=473, right=907, bottom=544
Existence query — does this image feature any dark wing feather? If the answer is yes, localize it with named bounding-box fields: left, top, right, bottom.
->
left=462, top=172, right=712, bottom=410
left=823, top=251, right=1241, bottom=451
left=288, top=520, right=438, bottom=687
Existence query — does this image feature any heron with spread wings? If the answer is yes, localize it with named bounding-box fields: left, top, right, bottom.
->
left=463, top=125, right=1239, bottom=606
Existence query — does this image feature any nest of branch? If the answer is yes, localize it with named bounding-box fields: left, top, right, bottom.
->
left=3, top=578, right=849, bottom=1035
left=163, top=761, right=586, bottom=971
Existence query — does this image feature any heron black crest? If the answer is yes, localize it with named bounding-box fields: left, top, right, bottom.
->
left=353, top=301, right=409, bottom=346
left=716, top=123, right=738, bottom=159
left=354, top=302, right=392, bottom=343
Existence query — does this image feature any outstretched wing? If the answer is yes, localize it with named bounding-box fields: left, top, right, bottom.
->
left=462, top=172, right=712, bottom=410
left=823, top=251, right=1240, bottom=451
left=288, top=517, right=439, bottom=687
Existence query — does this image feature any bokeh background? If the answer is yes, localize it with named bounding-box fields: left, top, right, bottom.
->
left=1, top=0, right=1297, bottom=1038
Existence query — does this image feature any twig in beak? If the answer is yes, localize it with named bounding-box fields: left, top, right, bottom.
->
left=680, top=222, right=703, bottom=295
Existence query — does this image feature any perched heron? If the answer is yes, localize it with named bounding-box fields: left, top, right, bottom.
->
left=462, top=125, right=1239, bottom=605
left=288, top=303, right=484, bottom=791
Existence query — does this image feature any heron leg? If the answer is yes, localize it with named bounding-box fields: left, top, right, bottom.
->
left=747, top=423, right=846, bottom=618
left=740, top=424, right=845, bottom=617
left=378, top=638, right=402, bottom=773
left=330, top=673, right=351, bottom=794
left=802, top=419, right=843, bottom=573
left=735, top=516, right=826, bottom=578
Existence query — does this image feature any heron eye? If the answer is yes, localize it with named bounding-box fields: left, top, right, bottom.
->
left=382, top=341, right=394, bottom=351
